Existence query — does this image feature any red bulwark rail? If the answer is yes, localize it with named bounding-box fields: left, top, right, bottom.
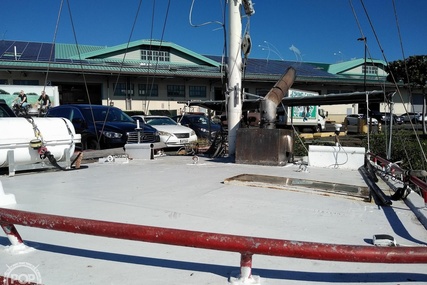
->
left=368, top=152, right=427, bottom=204
left=1, top=208, right=427, bottom=264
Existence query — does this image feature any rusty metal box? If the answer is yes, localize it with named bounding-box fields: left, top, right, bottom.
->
left=235, top=128, right=293, bottom=166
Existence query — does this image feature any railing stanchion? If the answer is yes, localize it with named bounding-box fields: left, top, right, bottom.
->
left=240, top=253, right=252, bottom=280
left=1, top=223, right=23, bottom=246
left=232, top=253, right=260, bottom=284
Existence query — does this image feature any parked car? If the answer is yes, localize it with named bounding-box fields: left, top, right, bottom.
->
left=416, top=113, right=427, bottom=123
left=171, top=114, right=222, bottom=140
left=46, top=104, right=160, bottom=150
left=132, top=115, right=197, bottom=147
left=344, top=114, right=378, bottom=126
left=368, top=111, right=405, bottom=125
left=380, top=113, right=404, bottom=125
left=0, top=99, right=16, bottom=117
left=400, top=112, right=420, bottom=123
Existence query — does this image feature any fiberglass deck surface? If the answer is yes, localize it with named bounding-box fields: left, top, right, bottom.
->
left=1, top=154, right=427, bottom=284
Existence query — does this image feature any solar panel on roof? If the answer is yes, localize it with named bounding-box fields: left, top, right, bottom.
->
left=0, top=41, right=28, bottom=59
left=0, top=40, right=55, bottom=61
left=19, top=42, right=41, bottom=60
left=205, top=55, right=337, bottom=78
left=0, top=41, right=14, bottom=56
left=8, top=41, right=28, bottom=53
left=38, top=43, right=54, bottom=61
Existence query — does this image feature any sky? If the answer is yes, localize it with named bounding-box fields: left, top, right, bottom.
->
left=1, top=0, right=426, bottom=64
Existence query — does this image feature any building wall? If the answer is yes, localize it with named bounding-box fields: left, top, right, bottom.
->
left=0, top=70, right=418, bottom=123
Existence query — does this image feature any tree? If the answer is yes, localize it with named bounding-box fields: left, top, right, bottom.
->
left=385, top=55, right=427, bottom=133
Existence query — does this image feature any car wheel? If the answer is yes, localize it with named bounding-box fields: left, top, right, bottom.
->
left=84, top=137, right=100, bottom=150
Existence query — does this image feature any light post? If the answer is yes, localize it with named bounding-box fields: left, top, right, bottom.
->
left=358, top=37, right=370, bottom=132
left=357, top=37, right=367, bottom=91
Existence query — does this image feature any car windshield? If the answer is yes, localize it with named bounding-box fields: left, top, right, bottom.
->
left=188, top=116, right=214, bottom=125
left=145, top=117, right=177, bottom=126
left=81, top=107, right=134, bottom=123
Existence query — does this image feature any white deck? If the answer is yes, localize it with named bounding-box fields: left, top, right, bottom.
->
left=1, top=152, right=427, bottom=284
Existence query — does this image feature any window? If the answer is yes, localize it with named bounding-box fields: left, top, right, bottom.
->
left=141, top=50, right=170, bottom=62
left=255, top=89, right=269, bottom=97
left=13, top=80, right=39, bottom=85
left=167, top=85, right=185, bottom=97
left=0, top=79, right=7, bottom=85
left=326, top=90, right=340, bottom=95
left=138, top=84, right=158, bottom=97
left=189, top=86, right=206, bottom=98
left=363, top=65, right=378, bottom=75
left=46, top=107, right=73, bottom=121
left=113, top=83, right=134, bottom=96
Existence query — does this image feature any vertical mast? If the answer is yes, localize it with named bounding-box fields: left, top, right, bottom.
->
left=227, top=0, right=254, bottom=156
left=227, top=0, right=243, bottom=156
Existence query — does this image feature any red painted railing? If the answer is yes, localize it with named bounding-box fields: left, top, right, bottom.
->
left=368, top=152, right=427, bottom=205
left=1, top=208, right=427, bottom=283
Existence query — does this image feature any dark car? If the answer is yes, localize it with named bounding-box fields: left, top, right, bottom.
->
left=0, top=99, right=16, bottom=117
left=46, top=104, right=160, bottom=150
left=381, top=113, right=404, bottom=125
left=172, top=114, right=221, bottom=141
left=370, top=111, right=404, bottom=125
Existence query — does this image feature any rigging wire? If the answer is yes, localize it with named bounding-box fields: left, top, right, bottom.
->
left=391, top=0, right=413, bottom=105
left=351, top=0, right=427, bottom=170
left=143, top=0, right=158, bottom=114
left=65, top=0, right=143, bottom=148
left=188, top=0, right=228, bottom=118
left=65, top=0, right=92, bottom=107
left=361, top=0, right=427, bottom=169
left=43, top=0, right=65, bottom=92
left=65, top=0, right=100, bottom=145
left=189, top=0, right=224, bottom=27
left=348, top=0, right=372, bottom=152
left=389, top=0, right=426, bottom=170
left=111, top=0, right=143, bottom=104
left=144, top=0, right=171, bottom=114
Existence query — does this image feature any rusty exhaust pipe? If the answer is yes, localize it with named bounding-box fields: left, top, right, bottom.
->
left=260, top=67, right=296, bottom=129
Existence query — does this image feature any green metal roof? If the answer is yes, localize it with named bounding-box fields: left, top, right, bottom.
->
left=0, top=39, right=389, bottom=86
left=55, top=43, right=106, bottom=59
left=327, top=58, right=386, bottom=74
left=64, top=39, right=221, bottom=68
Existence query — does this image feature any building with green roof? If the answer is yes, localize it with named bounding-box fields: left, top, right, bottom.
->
left=0, top=39, right=418, bottom=123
